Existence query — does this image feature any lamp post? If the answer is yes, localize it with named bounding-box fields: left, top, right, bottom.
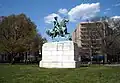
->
left=90, top=45, right=93, bottom=64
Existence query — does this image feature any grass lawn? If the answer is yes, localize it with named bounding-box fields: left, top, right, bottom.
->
left=0, top=64, right=120, bottom=83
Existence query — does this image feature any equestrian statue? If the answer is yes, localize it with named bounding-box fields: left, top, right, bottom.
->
left=46, top=17, right=72, bottom=41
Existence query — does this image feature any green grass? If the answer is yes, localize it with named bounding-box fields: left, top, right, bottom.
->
left=0, top=64, right=120, bottom=83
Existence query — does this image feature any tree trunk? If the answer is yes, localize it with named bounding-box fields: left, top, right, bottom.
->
left=10, top=53, right=14, bottom=64
left=25, top=52, right=27, bottom=64
left=10, top=52, right=17, bottom=64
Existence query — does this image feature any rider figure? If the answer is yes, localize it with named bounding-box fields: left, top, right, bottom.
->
left=62, top=17, right=69, bottom=34
left=53, top=17, right=59, bottom=33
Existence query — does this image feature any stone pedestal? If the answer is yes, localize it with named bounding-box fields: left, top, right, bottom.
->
left=39, top=41, right=80, bottom=68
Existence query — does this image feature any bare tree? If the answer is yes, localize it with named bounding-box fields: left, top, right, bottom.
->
left=92, top=17, right=120, bottom=63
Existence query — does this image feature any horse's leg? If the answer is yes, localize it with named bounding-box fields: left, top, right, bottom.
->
left=68, top=34, right=72, bottom=40
left=52, top=36, right=56, bottom=42
left=52, top=36, right=53, bottom=41
left=65, top=28, right=69, bottom=34
left=60, top=30, right=64, bottom=37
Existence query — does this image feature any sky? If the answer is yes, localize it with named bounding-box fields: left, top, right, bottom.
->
left=0, top=0, right=120, bottom=41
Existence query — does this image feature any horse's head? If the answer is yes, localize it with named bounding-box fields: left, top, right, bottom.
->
left=64, top=19, right=69, bottom=23
left=46, top=29, right=57, bottom=39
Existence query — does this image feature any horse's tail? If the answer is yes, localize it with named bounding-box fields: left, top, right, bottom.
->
left=46, top=29, right=50, bottom=36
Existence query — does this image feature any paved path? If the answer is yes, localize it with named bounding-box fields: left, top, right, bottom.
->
left=105, top=64, right=120, bottom=66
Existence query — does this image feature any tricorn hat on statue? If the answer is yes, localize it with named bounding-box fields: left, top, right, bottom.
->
left=54, top=16, right=58, bottom=20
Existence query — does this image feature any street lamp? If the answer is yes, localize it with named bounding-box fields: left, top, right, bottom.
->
left=90, top=45, right=93, bottom=64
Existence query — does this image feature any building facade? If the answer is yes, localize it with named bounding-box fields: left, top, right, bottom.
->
left=0, top=16, right=5, bottom=22
left=72, top=21, right=105, bottom=60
